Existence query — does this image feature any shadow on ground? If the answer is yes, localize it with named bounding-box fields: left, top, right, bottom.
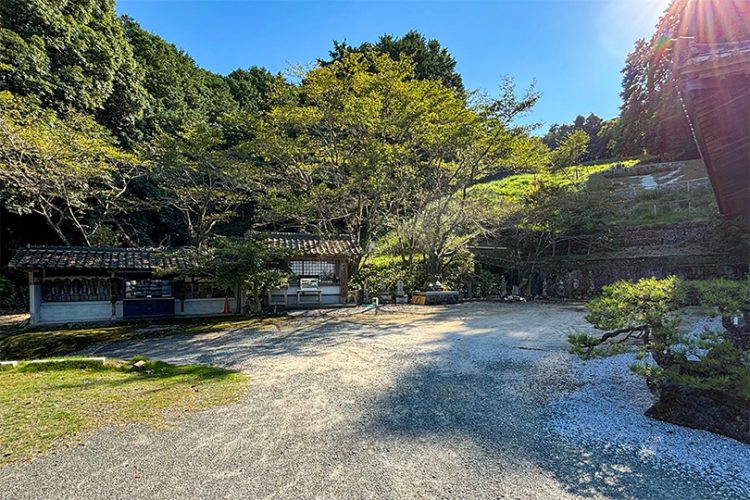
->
left=358, top=332, right=739, bottom=499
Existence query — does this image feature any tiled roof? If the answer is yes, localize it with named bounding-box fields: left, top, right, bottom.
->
left=8, top=246, right=197, bottom=271
left=264, top=232, right=359, bottom=257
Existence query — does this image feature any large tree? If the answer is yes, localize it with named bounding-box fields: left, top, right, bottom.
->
left=148, top=121, right=253, bottom=248
left=254, top=52, right=538, bottom=276
left=0, top=92, right=142, bottom=246
left=0, top=0, right=147, bottom=143
left=121, top=16, right=238, bottom=141
left=225, top=66, right=287, bottom=112
left=616, top=0, right=750, bottom=160
left=543, top=113, right=619, bottom=162
left=325, top=30, right=465, bottom=95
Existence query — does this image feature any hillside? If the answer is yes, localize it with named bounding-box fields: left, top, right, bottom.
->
left=465, top=158, right=746, bottom=298
left=469, top=158, right=716, bottom=227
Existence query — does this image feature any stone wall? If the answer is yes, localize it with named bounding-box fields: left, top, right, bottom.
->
left=539, top=256, right=745, bottom=300
left=497, top=220, right=748, bottom=299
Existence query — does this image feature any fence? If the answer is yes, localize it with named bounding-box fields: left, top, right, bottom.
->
left=613, top=177, right=712, bottom=199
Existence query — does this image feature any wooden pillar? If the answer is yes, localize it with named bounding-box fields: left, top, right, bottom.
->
left=339, top=259, right=349, bottom=304
left=109, top=271, right=118, bottom=321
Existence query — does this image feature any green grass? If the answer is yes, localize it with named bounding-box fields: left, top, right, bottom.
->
left=0, top=357, right=246, bottom=464
left=614, top=187, right=717, bottom=226
left=0, top=316, right=285, bottom=361
left=468, top=159, right=639, bottom=201
left=465, top=158, right=715, bottom=228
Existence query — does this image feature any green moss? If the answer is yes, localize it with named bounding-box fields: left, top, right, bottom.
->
left=0, top=357, right=246, bottom=464
left=0, top=316, right=284, bottom=361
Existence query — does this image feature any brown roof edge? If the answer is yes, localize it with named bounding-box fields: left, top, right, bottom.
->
left=7, top=245, right=197, bottom=272
left=254, top=232, right=361, bottom=257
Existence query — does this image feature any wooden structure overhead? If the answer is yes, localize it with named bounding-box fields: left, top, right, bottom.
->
left=674, top=1, right=750, bottom=218
left=676, top=40, right=750, bottom=218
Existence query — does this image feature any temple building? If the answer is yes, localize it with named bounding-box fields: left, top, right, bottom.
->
left=9, top=233, right=358, bottom=326
left=674, top=0, right=750, bottom=218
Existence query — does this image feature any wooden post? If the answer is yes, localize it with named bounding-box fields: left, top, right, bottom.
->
left=339, top=259, right=349, bottom=304
left=109, top=271, right=117, bottom=321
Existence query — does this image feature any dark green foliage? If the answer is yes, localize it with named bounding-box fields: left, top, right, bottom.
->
left=682, top=279, right=750, bottom=320
left=225, top=66, right=285, bottom=111
left=0, top=275, right=26, bottom=313
left=473, top=270, right=503, bottom=298
left=0, top=0, right=147, bottom=142
left=618, top=1, right=698, bottom=160
left=192, top=236, right=290, bottom=311
left=0, top=91, right=142, bottom=246
left=543, top=114, right=621, bottom=163
left=573, top=276, right=750, bottom=405
left=121, top=16, right=237, bottom=139
left=352, top=259, right=428, bottom=298
left=353, top=250, right=476, bottom=298
left=147, top=121, right=254, bottom=247
left=325, top=30, right=464, bottom=95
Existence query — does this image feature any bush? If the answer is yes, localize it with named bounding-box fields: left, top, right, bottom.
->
left=351, top=258, right=428, bottom=298
left=0, top=275, right=27, bottom=313
left=571, top=276, right=750, bottom=441
left=572, top=276, right=750, bottom=401
left=352, top=250, right=477, bottom=299
left=585, top=276, right=683, bottom=331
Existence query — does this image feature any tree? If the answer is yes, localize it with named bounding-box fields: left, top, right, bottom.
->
left=0, top=0, right=147, bottom=143
left=148, top=121, right=252, bottom=248
left=596, top=118, right=624, bottom=159
left=543, top=113, right=619, bottom=162
left=0, top=92, right=142, bottom=246
left=198, top=237, right=290, bottom=313
left=121, top=16, right=237, bottom=140
left=225, top=66, right=286, bottom=111
left=325, top=30, right=465, bottom=95
left=570, top=276, right=750, bottom=442
left=550, top=129, right=590, bottom=171
left=618, top=0, right=702, bottom=160
left=254, top=52, right=538, bottom=276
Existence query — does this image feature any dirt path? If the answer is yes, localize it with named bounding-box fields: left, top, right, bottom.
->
left=0, top=303, right=742, bottom=499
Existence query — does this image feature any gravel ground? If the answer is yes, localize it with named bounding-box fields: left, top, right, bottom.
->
left=547, top=353, right=750, bottom=499
left=1, top=302, right=746, bottom=499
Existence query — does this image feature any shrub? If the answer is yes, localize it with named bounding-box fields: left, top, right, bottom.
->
left=351, top=258, right=428, bottom=297
left=572, top=276, right=750, bottom=401
left=0, top=275, right=27, bottom=313
left=352, top=250, right=477, bottom=298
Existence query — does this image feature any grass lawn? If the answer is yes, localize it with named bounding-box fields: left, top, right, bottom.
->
left=0, top=357, right=246, bottom=464
left=0, top=316, right=284, bottom=361
left=466, top=158, right=715, bottom=227
left=468, top=159, right=640, bottom=202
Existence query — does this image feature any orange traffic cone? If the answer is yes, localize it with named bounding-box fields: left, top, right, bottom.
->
left=223, top=297, right=230, bottom=314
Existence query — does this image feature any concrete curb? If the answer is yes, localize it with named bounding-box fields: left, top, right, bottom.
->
left=0, top=357, right=107, bottom=367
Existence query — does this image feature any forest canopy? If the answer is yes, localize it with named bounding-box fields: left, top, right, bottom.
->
left=0, top=0, right=708, bottom=301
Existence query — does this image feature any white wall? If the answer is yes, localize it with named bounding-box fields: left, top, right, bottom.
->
left=275, top=285, right=343, bottom=306
left=175, top=298, right=230, bottom=316
left=34, top=298, right=235, bottom=325
left=38, top=301, right=113, bottom=324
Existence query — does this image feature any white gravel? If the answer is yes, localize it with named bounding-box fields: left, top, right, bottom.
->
left=547, top=353, right=750, bottom=498
left=3, top=303, right=746, bottom=499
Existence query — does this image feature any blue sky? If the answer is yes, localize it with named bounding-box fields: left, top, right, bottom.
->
left=116, top=0, right=671, bottom=130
